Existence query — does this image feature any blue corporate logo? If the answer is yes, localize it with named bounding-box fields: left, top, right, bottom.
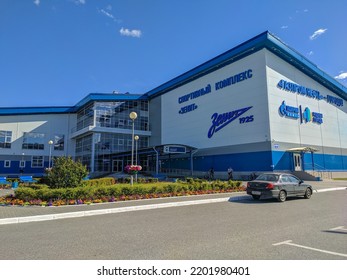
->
left=208, top=106, right=253, bottom=138
left=302, top=107, right=323, bottom=124
left=302, top=107, right=312, bottom=122
left=279, top=101, right=323, bottom=124
left=279, top=101, right=299, bottom=119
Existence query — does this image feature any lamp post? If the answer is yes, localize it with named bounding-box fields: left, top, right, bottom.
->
left=129, top=112, right=137, bottom=185
left=48, top=140, right=53, bottom=169
left=134, top=135, right=139, bottom=182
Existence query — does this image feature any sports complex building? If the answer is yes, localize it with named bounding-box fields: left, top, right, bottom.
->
left=1, top=31, right=346, bottom=180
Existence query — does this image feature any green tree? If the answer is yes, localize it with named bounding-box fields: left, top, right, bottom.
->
left=47, top=156, right=88, bottom=188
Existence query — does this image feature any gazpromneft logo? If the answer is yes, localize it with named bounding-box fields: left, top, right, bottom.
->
left=208, top=106, right=252, bottom=138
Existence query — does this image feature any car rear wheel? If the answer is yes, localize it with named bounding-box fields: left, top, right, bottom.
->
left=252, top=195, right=260, bottom=200
left=304, top=188, right=312, bottom=199
left=277, top=190, right=287, bottom=202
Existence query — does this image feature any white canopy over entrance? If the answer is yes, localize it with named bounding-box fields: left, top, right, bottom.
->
left=286, top=147, right=319, bottom=153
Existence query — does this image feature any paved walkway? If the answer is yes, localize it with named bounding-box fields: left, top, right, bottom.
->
left=0, top=180, right=346, bottom=225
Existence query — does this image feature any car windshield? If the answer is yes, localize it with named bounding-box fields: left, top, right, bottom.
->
left=256, top=174, right=279, bottom=182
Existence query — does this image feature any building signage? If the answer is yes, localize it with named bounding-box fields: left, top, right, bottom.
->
left=207, top=106, right=253, bottom=138
left=279, top=101, right=299, bottom=119
left=177, top=69, right=253, bottom=115
left=215, top=69, right=253, bottom=91
left=277, top=79, right=344, bottom=107
left=163, top=145, right=186, bottom=154
left=178, top=84, right=211, bottom=104
left=279, top=101, right=323, bottom=124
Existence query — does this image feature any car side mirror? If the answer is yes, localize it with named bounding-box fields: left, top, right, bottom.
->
left=299, top=180, right=304, bottom=184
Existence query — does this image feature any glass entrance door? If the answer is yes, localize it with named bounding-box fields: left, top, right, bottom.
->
left=112, top=160, right=123, bottom=172
left=293, top=153, right=302, bottom=171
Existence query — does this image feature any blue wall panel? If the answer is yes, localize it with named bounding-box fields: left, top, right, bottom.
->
left=162, top=151, right=273, bottom=172
left=272, top=151, right=347, bottom=171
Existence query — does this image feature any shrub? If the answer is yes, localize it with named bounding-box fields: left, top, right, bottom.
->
left=83, top=177, right=116, bottom=187
left=46, top=156, right=88, bottom=189
left=10, top=178, right=244, bottom=206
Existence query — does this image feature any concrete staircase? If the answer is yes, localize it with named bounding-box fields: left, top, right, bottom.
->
left=292, top=171, right=320, bottom=181
left=293, top=170, right=333, bottom=181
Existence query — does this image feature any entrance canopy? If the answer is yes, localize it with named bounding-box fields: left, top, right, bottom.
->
left=286, top=147, right=319, bottom=171
left=112, top=144, right=198, bottom=175
left=286, top=147, right=319, bottom=153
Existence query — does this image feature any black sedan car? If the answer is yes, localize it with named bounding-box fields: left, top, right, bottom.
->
left=246, top=173, right=313, bottom=202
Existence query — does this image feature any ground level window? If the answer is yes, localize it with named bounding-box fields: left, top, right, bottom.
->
left=4, top=160, right=11, bottom=168
left=31, top=156, right=44, bottom=168
left=20, top=160, right=26, bottom=168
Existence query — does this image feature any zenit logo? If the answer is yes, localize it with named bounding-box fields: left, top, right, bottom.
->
left=208, top=106, right=253, bottom=138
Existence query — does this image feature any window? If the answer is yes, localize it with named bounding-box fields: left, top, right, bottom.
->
left=118, top=139, right=124, bottom=146
left=54, top=134, right=65, bottom=151
left=20, top=160, right=25, bottom=168
left=22, top=132, right=45, bottom=150
left=0, top=130, right=12, bottom=149
left=31, top=156, right=44, bottom=168
left=4, top=160, right=11, bottom=168
left=288, top=175, right=300, bottom=183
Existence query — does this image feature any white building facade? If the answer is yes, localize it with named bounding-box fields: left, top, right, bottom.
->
left=147, top=32, right=347, bottom=179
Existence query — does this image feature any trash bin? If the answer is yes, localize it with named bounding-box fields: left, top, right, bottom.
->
left=316, top=177, right=321, bottom=181
left=11, top=182, right=18, bottom=189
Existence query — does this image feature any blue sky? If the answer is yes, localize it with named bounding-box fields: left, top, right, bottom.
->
left=0, top=0, right=346, bottom=107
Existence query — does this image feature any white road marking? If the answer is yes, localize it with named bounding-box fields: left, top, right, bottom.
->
left=315, top=187, right=347, bottom=193
left=273, top=240, right=347, bottom=258
left=329, top=226, right=347, bottom=232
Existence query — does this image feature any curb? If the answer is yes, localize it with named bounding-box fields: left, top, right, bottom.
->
left=0, top=197, right=231, bottom=225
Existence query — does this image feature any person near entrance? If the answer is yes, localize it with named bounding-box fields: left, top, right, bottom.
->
left=209, top=167, right=215, bottom=180
left=227, top=167, right=233, bottom=180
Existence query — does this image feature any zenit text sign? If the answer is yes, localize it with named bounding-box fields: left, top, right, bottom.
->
left=178, top=69, right=253, bottom=115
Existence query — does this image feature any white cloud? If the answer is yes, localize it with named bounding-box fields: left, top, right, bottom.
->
left=120, top=27, right=142, bottom=38
left=281, top=25, right=288, bottom=29
left=100, top=9, right=114, bottom=19
left=309, top=28, right=327, bottom=40
left=73, top=0, right=85, bottom=5
left=308, top=51, right=314, bottom=56
left=33, top=0, right=40, bottom=6
left=335, top=72, right=347, bottom=80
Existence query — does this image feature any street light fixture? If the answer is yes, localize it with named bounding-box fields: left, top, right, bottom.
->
left=48, top=140, right=53, bottom=169
left=134, top=135, right=139, bottom=182
left=129, top=112, right=137, bottom=185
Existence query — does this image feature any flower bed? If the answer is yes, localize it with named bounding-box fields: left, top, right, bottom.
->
left=0, top=178, right=245, bottom=207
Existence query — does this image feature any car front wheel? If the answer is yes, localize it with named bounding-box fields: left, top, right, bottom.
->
left=277, top=190, right=287, bottom=202
left=304, top=188, right=312, bottom=199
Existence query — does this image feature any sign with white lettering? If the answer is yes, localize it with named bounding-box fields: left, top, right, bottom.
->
left=163, top=145, right=186, bottom=154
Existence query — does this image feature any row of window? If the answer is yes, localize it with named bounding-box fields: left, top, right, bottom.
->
left=0, top=130, right=65, bottom=151
left=2, top=156, right=45, bottom=168
left=75, top=101, right=150, bottom=132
